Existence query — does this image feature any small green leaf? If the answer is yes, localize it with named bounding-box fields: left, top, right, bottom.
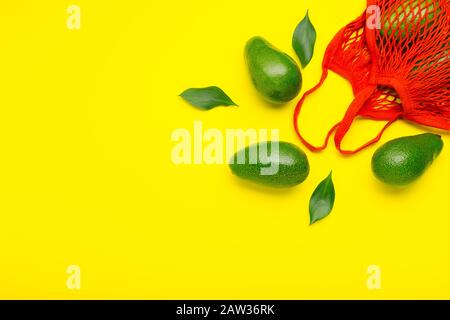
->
left=309, top=171, right=335, bottom=225
left=292, top=11, right=317, bottom=68
left=180, top=86, right=238, bottom=110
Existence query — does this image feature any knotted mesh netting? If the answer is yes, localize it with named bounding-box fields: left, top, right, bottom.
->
left=294, top=0, right=449, bottom=154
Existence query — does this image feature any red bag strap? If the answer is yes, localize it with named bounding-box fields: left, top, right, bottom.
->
left=293, top=67, right=341, bottom=152
left=334, top=85, right=401, bottom=154
left=294, top=79, right=402, bottom=154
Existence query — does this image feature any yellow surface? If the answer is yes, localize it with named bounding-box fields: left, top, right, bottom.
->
left=0, top=0, right=449, bottom=299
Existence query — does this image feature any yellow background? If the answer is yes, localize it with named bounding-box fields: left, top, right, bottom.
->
left=0, top=0, right=448, bottom=299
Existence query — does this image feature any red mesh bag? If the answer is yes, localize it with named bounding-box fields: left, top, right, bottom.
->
left=294, top=0, right=450, bottom=154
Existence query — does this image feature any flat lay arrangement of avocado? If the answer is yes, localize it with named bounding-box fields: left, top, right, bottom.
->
left=179, top=1, right=448, bottom=225
left=245, top=37, right=302, bottom=104
left=372, top=134, right=443, bottom=186
left=229, top=142, right=310, bottom=188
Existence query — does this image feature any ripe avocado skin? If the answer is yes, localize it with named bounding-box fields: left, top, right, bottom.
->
left=372, top=133, right=443, bottom=186
left=245, top=37, right=302, bottom=104
left=229, top=142, right=309, bottom=188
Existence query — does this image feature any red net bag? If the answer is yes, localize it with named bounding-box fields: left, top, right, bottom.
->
left=294, top=0, right=449, bottom=154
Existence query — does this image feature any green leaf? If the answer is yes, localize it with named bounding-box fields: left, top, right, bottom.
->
left=180, top=86, right=238, bottom=110
left=309, top=171, right=335, bottom=225
left=292, top=11, right=317, bottom=68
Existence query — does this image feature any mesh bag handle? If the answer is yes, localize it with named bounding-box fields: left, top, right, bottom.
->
left=294, top=0, right=449, bottom=154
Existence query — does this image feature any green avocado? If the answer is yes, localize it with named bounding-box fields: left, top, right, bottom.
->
left=372, top=133, right=443, bottom=186
left=229, top=141, right=309, bottom=188
left=245, top=37, right=302, bottom=104
left=380, top=0, right=440, bottom=39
